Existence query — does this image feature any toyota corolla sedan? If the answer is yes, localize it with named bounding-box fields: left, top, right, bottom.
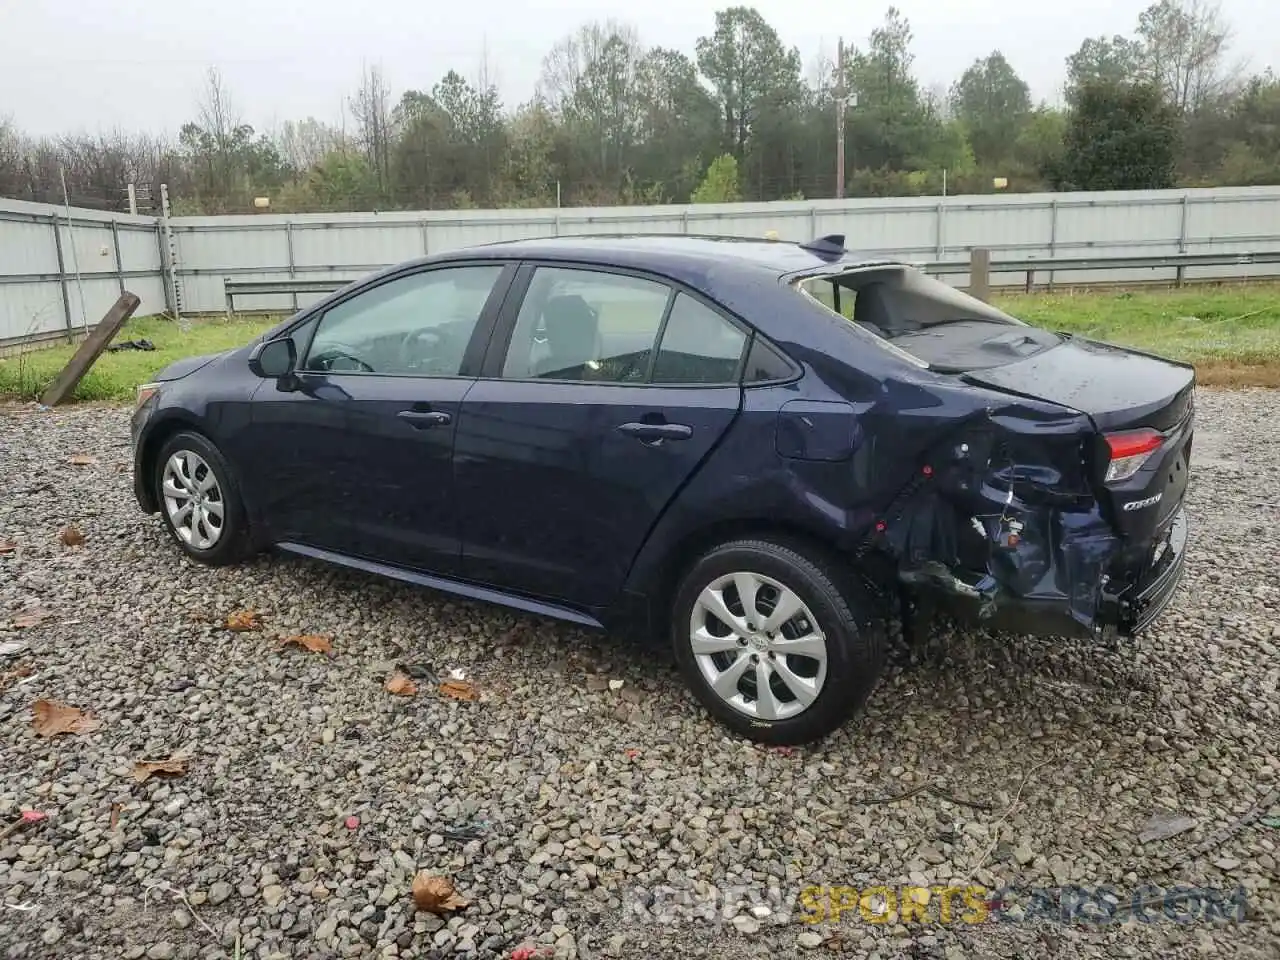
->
left=130, top=234, right=1193, bottom=745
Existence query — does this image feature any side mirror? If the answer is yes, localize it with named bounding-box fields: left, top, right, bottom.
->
left=248, top=337, right=297, bottom=379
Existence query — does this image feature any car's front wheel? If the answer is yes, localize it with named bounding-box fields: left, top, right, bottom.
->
left=153, top=430, right=249, bottom=566
left=671, top=539, right=886, bottom=745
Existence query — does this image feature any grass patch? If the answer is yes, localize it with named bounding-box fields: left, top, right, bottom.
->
left=994, top=286, right=1280, bottom=387
left=0, top=285, right=1277, bottom=402
left=0, top=315, right=276, bottom=402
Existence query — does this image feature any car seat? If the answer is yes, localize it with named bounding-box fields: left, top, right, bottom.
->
left=851, top=282, right=891, bottom=338
left=533, top=295, right=600, bottom=379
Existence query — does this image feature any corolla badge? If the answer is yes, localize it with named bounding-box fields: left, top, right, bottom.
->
left=1123, top=493, right=1163, bottom=512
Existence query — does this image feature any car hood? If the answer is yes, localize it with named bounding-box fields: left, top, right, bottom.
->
left=151, top=350, right=231, bottom=382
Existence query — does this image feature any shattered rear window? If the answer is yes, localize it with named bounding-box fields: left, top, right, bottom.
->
left=792, top=265, right=1061, bottom=372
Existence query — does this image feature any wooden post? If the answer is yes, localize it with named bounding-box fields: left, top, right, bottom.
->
left=39, top=292, right=141, bottom=407
left=969, top=248, right=991, bottom=303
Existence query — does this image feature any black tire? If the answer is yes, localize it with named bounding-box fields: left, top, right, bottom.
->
left=153, top=430, right=251, bottom=567
left=671, top=538, right=886, bottom=746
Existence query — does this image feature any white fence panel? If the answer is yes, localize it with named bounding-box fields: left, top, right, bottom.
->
left=4, top=185, right=1280, bottom=343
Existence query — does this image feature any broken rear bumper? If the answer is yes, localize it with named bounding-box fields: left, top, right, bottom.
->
left=925, top=508, right=1190, bottom=641
left=1100, top=508, right=1189, bottom=637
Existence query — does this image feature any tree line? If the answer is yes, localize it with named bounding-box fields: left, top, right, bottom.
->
left=1, top=0, right=1276, bottom=215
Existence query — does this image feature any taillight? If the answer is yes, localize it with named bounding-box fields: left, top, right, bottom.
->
left=1104, top=429, right=1163, bottom=483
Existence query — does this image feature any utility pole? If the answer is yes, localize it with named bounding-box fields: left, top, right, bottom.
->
left=835, top=38, right=846, bottom=200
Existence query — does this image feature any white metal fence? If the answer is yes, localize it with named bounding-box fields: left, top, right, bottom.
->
left=3, top=185, right=1280, bottom=343
left=0, top=199, right=167, bottom=348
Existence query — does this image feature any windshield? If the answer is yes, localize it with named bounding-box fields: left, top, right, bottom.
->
left=795, top=265, right=1024, bottom=337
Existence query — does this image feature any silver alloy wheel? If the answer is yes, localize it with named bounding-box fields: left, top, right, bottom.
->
left=690, top=571, right=828, bottom=721
left=161, top=450, right=224, bottom=551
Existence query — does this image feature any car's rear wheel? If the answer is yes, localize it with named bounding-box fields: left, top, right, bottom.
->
left=671, top=539, right=886, bottom=745
left=154, top=430, right=249, bottom=566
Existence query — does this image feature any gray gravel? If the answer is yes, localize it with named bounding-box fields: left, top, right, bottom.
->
left=1, top=389, right=1278, bottom=960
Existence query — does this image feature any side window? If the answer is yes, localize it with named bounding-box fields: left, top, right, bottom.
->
left=651, top=294, right=747, bottom=384
left=303, top=265, right=503, bottom=376
left=501, top=267, right=671, bottom=382
left=744, top=335, right=795, bottom=383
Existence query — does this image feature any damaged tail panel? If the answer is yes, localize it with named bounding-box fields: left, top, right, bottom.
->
left=866, top=392, right=1190, bottom=640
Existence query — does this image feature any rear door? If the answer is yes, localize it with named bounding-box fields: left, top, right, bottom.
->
left=453, top=262, right=749, bottom=608
left=244, top=261, right=514, bottom=574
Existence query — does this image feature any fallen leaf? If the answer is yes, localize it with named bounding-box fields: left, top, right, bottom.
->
left=110, top=803, right=121, bottom=831
left=0, top=664, right=34, bottom=691
left=1137, top=812, right=1198, bottom=844
left=132, top=757, right=188, bottom=783
left=68, top=454, right=98, bottom=466
left=10, top=608, right=53, bottom=630
left=31, top=699, right=101, bottom=737
left=59, top=525, right=85, bottom=547
left=438, top=679, right=477, bottom=701
left=225, top=610, right=263, bottom=632
left=385, top=671, right=418, bottom=697
left=280, top=634, right=334, bottom=655
left=411, top=873, right=468, bottom=914
left=0, top=539, right=15, bottom=555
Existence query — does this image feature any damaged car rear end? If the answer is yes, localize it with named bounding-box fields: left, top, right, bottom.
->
left=792, top=260, right=1193, bottom=641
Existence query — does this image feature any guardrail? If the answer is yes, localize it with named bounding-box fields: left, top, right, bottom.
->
left=943, top=249, right=1280, bottom=300
left=221, top=249, right=1280, bottom=315
left=224, top=277, right=355, bottom=314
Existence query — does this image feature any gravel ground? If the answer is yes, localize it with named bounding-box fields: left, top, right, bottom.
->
left=1, top=389, right=1277, bottom=960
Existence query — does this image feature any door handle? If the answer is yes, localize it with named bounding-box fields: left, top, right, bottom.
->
left=617, top=421, right=693, bottom=442
left=397, top=410, right=452, bottom=428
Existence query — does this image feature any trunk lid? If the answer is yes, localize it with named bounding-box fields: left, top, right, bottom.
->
left=959, top=335, right=1195, bottom=433
left=962, top=336, right=1195, bottom=542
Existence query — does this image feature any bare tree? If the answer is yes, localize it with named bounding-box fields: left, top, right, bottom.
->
left=182, top=67, right=250, bottom=202
left=275, top=117, right=346, bottom=171
left=0, top=117, right=26, bottom=199
left=349, top=63, right=392, bottom=194
left=1137, top=0, right=1239, bottom=112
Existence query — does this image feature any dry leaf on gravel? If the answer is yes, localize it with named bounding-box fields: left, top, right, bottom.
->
left=10, top=608, right=53, bottom=630
left=438, top=679, right=478, bottom=701
left=385, top=670, right=418, bottom=697
left=411, top=873, right=468, bottom=913
left=67, top=454, right=98, bottom=466
left=31, top=699, right=101, bottom=737
left=0, top=540, right=15, bottom=555
left=132, top=757, right=188, bottom=783
left=0, top=664, right=34, bottom=691
left=225, top=610, right=263, bottom=632
left=59, top=525, right=85, bottom=547
left=280, top=634, right=334, bottom=655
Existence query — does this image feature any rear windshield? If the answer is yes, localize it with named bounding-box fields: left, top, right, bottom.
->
left=793, top=265, right=1060, bottom=372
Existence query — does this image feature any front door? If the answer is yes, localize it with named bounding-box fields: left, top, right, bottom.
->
left=454, top=263, right=750, bottom=608
left=244, top=262, right=513, bottom=575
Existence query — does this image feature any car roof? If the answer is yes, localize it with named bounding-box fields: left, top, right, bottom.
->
left=441, top=233, right=906, bottom=285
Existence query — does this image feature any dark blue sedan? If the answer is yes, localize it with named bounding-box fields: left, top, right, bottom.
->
left=130, top=234, right=1193, bottom=744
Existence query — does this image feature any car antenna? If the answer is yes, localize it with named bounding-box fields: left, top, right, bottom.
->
left=799, top=234, right=846, bottom=261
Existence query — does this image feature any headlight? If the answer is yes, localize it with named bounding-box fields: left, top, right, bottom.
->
left=135, top=382, right=161, bottom=410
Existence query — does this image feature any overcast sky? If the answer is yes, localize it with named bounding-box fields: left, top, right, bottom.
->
left=1, top=0, right=1274, bottom=138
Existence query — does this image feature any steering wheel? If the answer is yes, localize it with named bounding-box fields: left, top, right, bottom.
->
left=307, top=342, right=375, bottom=373
left=396, top=328, right=445, bottom=372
